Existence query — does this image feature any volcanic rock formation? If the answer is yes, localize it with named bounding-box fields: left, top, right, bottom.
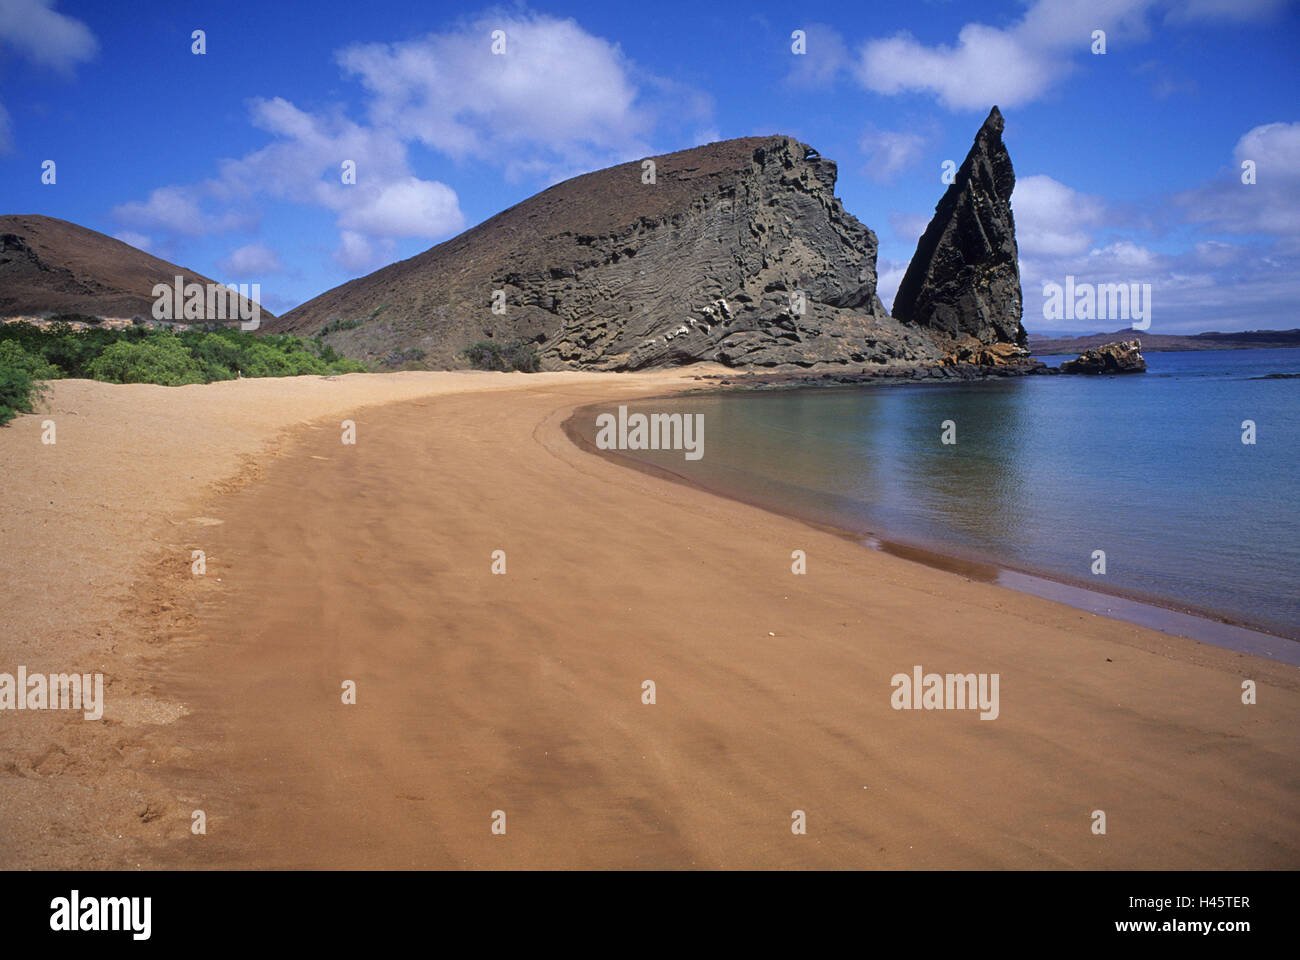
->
left=892, top=107, right=1026, bottom=353
left=273, top=117, right=1028, bottom=372
left=273, top=138, right=946, bottom=370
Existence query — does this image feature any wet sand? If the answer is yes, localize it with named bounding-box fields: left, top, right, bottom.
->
left=1, top=371, right=1297, bottom=868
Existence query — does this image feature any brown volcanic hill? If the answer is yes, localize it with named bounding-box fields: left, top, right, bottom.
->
left=272, top=133, right=1023, bottom=372
left=0, top=215, right=274, bottom=322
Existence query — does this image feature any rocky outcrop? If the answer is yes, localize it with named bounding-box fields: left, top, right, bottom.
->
left=1059, top=339, right=1147, bottom=374
left=945, top=339, right=1042, bottom=371
left=892, top=106, right=1026, bottom=352
left=271, top=123, right=1025, bottom=372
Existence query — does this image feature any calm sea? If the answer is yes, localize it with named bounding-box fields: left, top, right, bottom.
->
left=614, top=347, right=1300, bottom=642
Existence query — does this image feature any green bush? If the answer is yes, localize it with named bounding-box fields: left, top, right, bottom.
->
left=0, top=340, right=58, bottom=424
left=0, top=364, right=42, bottom=424
left=505, top=340, right=542, bottom=373
left=2, top=320, right=143, bottom=378
left=188, top=332, right=247, bottom=381
left=87, top=333, right=205, bottom=385
left=0, top=339, right=62, bottom=380
left=464, top=339, right=542, bottom=373
left=0, top=322, right=368, bottom=391
left=316, top=315, right=365, bottom=337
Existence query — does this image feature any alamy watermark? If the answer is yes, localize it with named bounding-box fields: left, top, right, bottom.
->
left=890, top=665, right=999, bottom=720
left=595, top=405, right=703, bottom=460
left=0, top=667, right=104, bottom=720
left=152, top=275, right=261, bottom=330
left=1042, top=276, right=1152, bottom=331
left=50, top=891, right=150, bottom=940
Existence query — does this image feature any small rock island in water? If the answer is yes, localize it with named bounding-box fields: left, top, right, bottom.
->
left=1059, top=339, right=1148, bottom=374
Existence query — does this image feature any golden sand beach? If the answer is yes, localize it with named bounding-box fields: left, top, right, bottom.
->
left=1, top=370, right=1297, bottom=868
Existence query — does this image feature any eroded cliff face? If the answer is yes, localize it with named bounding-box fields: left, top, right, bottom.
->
left=540, top=138, right=946, bottom=371
left=271, top=118, right=1025, bottom=373
left=891, top=107, right=1027, bottom=353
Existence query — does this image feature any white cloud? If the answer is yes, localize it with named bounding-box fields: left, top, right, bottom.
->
left=859, top=127, right=928, bottom=182
left=218, top=97, right=466, bottom=240
left=1087, top=240, right=1160, bottom=269
left=114, top=186, right=204, bottom=235
left=110, top=12, right=704, bottom=275
left=858, top=24, right=1064, bottom=111
left=334, top=230, right=389, bottom=273
left=856, top=0, right=1289, bottom=112
left=1192, top=240, right=1242, bottom=266
left=1012, top=175, right=1107, bottom=257
left=338, top=13, right=654, bottom=175
left=784, top=23, right=849, bottom=89
left=856, top=0, right=1157, bottom=110
left=0, top=0, right=95, bottom=151
left=112, top=231, right=152, bottom=252
left=115, top=96, right=464, bottom=252
left=1176, top=121, right=1300, bottom=235
left=220, top=243, right=285, bottom=278
left=0, top=0, right=97, bottom=73
left=339, top=177, right=464, bottom=239
left=1235, top=121, right=1300, bottom=177
left=114, top=185, right=253, bottom=237
left=875, top=257, right=910, bottom=314
left=1011, top=167, right=1300, bottom=335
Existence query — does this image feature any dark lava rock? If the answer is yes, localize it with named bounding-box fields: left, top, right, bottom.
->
left=892, top=106, right=1025, bottom=350
left=1059, top=339, right=1147, bottom=374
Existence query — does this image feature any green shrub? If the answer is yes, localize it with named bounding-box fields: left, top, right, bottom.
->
left=465, top=341, right=509, bottom=371
left=0, top=321, right=368, bottom=388
left=0, top=339, right=62, bottom=380
left=323, top=352, right=366, bottom=374
left=464, top=339, right=541, bottom=373
left=87, top=333, right=205, bottom=385
left=187, top=332, right=245, bottom=380
left=504, top=340, right=542, bottom=373
left=0, top=341, right=53, bottom=424
left=315, top=304, right=390, bottom=340
left=0, top=364, right=41, bottom=424
left=316, top=315, right=363, bottom=337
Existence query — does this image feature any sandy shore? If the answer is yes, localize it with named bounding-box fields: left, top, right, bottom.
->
left=1, top=370, right=1297, bottom=868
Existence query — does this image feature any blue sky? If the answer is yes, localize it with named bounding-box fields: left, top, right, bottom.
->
left=2, top=0, right=1297, bottom=333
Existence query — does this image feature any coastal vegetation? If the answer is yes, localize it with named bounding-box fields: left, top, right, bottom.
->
left=0, top=321, right=365, bottom=423
left=0, top=339, right=52, bottom=423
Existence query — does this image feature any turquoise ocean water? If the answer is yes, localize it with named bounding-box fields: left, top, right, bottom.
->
left=616, top=348, right=1300, bottom=641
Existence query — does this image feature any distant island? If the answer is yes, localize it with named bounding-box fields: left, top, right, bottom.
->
left=1029, top=328, right=1300, bottom=355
